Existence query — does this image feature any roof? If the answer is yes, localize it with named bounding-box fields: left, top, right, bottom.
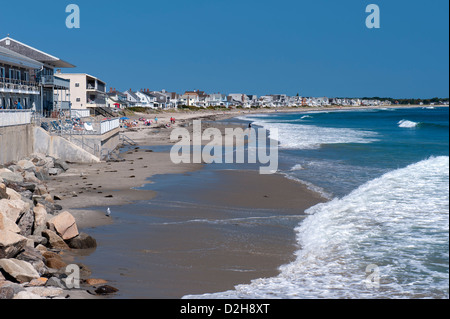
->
left=0, top=37, right=75, bottom=68
left=124, top=90, right=140, bottom=100
left=0, top=45, right=43, bottom=69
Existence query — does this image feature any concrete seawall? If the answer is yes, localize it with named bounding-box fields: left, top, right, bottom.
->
left=0, top=124, right=34, bottom=165
left=33, top=127, right=101, bottom=163
left=0, top=125, right=102, bottom=165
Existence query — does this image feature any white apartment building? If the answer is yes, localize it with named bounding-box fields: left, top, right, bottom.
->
left=56, top=73, right=107, bottom=110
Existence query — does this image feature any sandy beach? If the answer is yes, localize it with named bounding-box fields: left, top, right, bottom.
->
left=44, top=105, right=430, bottom=298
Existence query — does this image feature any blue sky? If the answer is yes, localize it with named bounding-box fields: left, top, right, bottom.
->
left=1, top=0, right=448, bottom=98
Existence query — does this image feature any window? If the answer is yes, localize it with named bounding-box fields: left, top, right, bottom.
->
left=0, top=67, right=5, bottom=78
left=75, top=83, right=80, bottom=87
left=76, top=98, right=81, bottom=102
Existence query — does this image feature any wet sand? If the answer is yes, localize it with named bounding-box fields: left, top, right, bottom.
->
left=45, top=114, right=326, bottom=299
left=61, top=168, right=325, bottom=299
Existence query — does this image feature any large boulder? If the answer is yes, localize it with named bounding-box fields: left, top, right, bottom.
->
left=5, top=188, right=22, bottom=201
left=47, top=211, right=79, bottom=240
left=66, top=233, right=97, bottom=250
left=41, top=229, right=70, bottom=250
left=33, top=204, right=48, bottom=231
left=15, top=246, right=47, bottom=275
left=17, top=160, right=36, bottom=172
left=0, top=171, right=24, bottom=184
left=53, top=159, right=69, bottom=172
left=0, top=259, right=40, bottom=283
left=0, top=231, right=28, bottom=259
left=0, top=199, right=30, bottom=223
left=0, top=212, right=21, bottom=233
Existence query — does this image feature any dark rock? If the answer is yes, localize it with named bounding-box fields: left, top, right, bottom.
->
left=54, top=159, right=70, bottom=172
left=0, top=183, right=8, bottom=199
left=45, top=276, right=66, bottom=288
left=17, top=209, right=34, bottom=237
left=95, top=285, right=119, bottom=295
left=66, top=233, right=97, bottom=250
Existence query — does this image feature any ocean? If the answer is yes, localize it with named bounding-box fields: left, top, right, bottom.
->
left=187, top=107, right=449, bottom=299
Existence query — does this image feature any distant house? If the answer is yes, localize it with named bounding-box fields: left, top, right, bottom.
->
left=107, top=89, right=128, bottom=109
left=180, top=91, right=200, bottom=107
left=206, top=93, right=229, bottom=107
left=150, top=91, right=170, bottom=109
left=124, top=89, right=140, bottom=106
left=135, top=90, right=157, bottom=108
left=259, top=95, right=274, bottom=107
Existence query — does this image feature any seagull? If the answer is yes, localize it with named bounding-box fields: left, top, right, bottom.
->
left=106, top=208, right=111, bottom=217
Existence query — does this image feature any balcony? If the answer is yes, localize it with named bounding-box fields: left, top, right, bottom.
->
left=0, top=78, right=40, bottom=95
left=39, top=75, right=54, bottom=86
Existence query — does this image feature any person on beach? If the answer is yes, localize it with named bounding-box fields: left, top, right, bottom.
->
left=155, top=116, right=158, bottom=124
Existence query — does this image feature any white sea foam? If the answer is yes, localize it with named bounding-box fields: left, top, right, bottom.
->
left=398, top=119, right=419, bottom=128
left=251, top=120, right=379, bottom=150
left=290, top=164, right=304, bottom=171
left=185, top=156, right=449, bottom=299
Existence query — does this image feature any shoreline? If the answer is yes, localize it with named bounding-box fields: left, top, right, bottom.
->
left=44, top=111, right=329, bottom=298
left=45, top=104, right=446, bottom=298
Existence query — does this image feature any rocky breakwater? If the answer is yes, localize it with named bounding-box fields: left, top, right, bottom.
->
left=0, top=154, right=117, bottom=299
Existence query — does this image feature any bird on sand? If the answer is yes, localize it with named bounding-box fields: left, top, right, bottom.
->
left=106, top=208, right=111, bottom=217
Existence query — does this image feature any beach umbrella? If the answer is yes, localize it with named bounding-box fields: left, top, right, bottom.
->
left=120, top=117, right=130, bottom=120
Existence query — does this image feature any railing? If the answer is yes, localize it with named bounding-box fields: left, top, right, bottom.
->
left=71, top=109, right=91, bottom=118
left=39, top=75, right=54, bottom=86
left=100, top=118, right=120, bottom=134
left=0, top=110, right=33, bottom=127
left=55, top=101, right=71, bottom=110
left=0, top=77, right=40, bottom=94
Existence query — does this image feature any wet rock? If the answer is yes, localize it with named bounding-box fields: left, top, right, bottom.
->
left=66, top=233, right=97, bottom=250
left=95, top=285, right=119, bottom=295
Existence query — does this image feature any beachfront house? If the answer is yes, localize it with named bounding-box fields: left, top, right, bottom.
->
left=179, top=91, right=200, bottom=107
left=124, top=89, right=140, bottom=107
left=259, top=95, right=274, bottom=107
left=150, top=91, right=170, bottom=109
left=0, top=45, right=42, bottom=110
left=0, top=37, right=75, bottom=117
left=135, top=90, right=157, bottom=108
left=56, top=73, right=107, bottom=114
left=107, top=88, right=129, bottom=109
left=206, top=93, right=229, bottom=108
